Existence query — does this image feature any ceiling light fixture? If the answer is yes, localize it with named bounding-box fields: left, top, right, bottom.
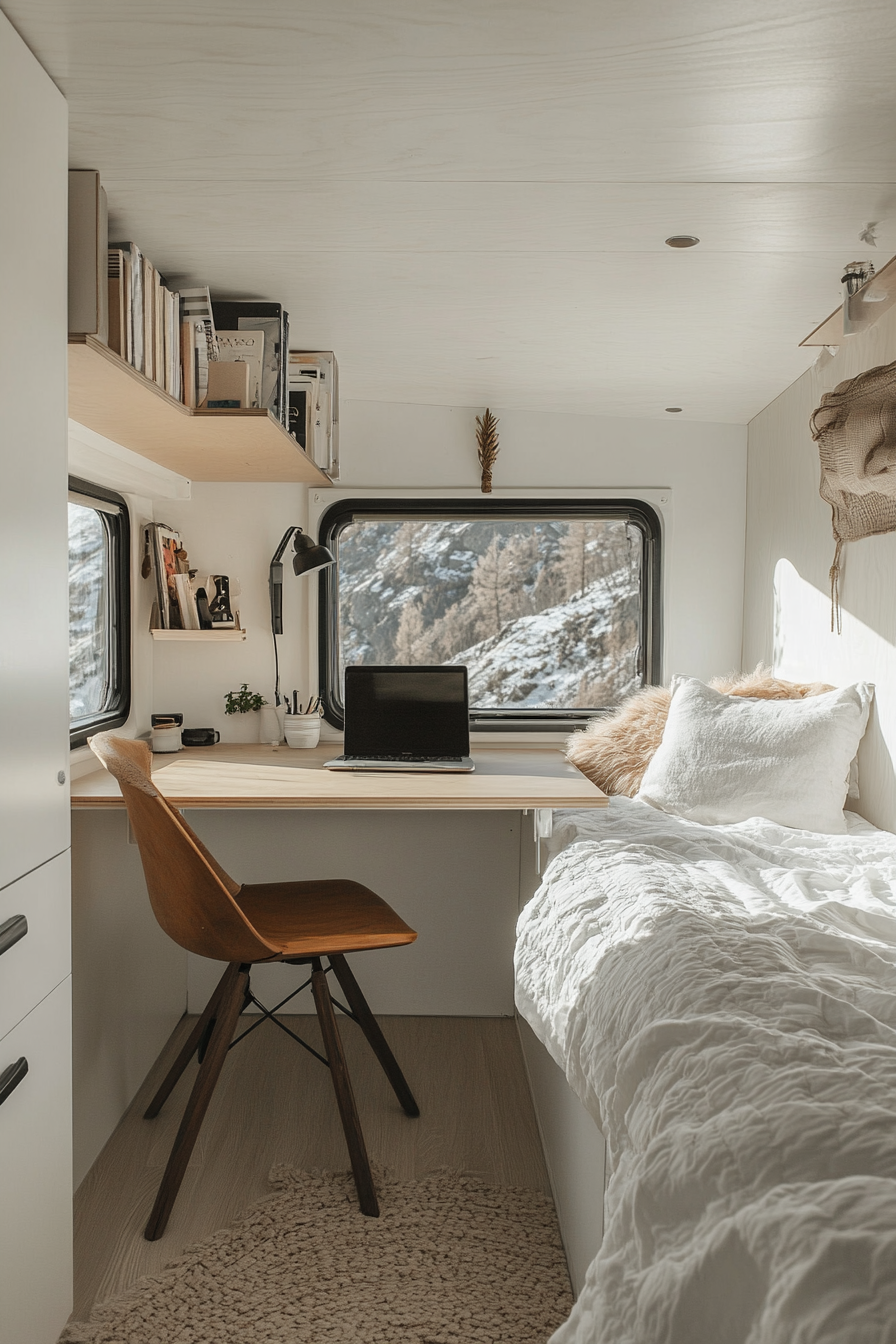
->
left=665, top=407, right=683, bottom=413
left=665, top=235, right=700, bottom=248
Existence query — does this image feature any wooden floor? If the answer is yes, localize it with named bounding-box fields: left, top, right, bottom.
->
left=72, top=1013, right=553, bottom=1321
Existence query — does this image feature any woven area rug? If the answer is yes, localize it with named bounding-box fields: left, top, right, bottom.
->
left=61, top=1167, right=574, bottom=1343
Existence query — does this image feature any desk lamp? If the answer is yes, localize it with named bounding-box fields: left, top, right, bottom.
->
left=269, top=526, right=334, bottom=707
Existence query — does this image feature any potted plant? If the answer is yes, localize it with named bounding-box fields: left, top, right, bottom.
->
left=223, top=684, right=269, bottom=743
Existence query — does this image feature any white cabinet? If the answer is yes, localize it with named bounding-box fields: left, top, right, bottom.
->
left=0, top=854, right=71, bottom=1044
left=0, top=979, right=73, bottom=1344
left=0, top=9, right=70, bottom=892
left=0, top=12, right=73, bottom=1342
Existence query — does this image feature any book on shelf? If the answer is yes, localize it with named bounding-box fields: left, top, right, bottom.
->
left=180, top=286, right=218, bottom=407
left=142, top=255, right=155, bottom=383
left=68, top=169, right=109, bottom=342
left=288, top=350, right=339, bottom=476
left=212, top=300, right=289, bottom=426
left=165, top=288, right=181, bottom=400
left=107, top=248, right=125, bottom=357
left=106, top=240, right=184, bottom=402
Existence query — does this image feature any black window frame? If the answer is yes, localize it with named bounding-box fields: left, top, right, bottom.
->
left=317, top=496, right=662, bottom=732
left=68, top=475, right=131, bottom=748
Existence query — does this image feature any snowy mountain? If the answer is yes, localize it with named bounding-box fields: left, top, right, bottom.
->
left=337, top=516, right=642, bottom=709
left=449, top=569, right=641, bottom=707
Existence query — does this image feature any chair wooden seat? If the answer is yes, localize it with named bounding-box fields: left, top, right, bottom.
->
left=88, top=733, right=420, bottom=1241
left=236, top=879, right=417, bottom=957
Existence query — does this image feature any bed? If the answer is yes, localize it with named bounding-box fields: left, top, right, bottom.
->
left=515, top=795, right=896, bottom=1343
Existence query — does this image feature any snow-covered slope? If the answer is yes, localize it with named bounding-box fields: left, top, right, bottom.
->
left=337, top=517, right=641, bottom=708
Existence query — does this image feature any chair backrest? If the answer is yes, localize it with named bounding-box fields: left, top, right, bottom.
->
left=88, top=734, right=280, bottom=962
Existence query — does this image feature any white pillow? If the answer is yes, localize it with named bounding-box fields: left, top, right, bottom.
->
left=636, top=676, right=873, bottom=834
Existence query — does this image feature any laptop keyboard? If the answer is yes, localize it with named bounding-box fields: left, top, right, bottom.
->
left=341, top=754, right=464, bottom=763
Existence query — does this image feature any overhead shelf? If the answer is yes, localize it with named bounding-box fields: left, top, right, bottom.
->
left=68, top=334, right=332, bottom=485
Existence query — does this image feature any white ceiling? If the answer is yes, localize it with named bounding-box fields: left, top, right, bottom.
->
left=7, top=0, right=896, bottom=422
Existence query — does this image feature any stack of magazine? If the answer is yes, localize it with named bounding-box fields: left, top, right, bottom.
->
left=145, top=523, right=238, bottom=631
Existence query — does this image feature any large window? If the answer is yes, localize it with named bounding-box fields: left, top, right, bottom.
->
left=69, top=477, right=130, bottom=746
left=318, top=499, right=661, bottom=730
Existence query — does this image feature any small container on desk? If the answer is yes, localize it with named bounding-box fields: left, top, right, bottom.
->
left=284, top=714, right=321, bottom=749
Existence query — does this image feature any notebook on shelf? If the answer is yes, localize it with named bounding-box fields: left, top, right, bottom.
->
left=324, top=665, right=475, bottom=772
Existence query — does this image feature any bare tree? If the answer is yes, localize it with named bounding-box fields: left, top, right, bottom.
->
left=394, top=598, right=425, bottom=663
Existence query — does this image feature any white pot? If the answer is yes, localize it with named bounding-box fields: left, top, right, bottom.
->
left=284, top=714, right=321, bottom=748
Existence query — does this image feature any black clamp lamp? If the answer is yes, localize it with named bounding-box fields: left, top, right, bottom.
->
left=268, top=526, right=335, bottom=706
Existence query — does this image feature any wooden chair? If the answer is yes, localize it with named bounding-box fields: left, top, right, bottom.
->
left=88, top=733, right=419, bottom=1240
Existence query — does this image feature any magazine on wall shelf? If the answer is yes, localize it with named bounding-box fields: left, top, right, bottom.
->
left=146, top=522, right=182, bottom=629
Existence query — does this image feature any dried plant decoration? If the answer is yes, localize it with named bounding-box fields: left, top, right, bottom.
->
left=476, top=408, right=500, bottom=493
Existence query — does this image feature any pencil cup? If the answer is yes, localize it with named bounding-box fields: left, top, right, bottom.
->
left=284, top=713, right=320, bottom=748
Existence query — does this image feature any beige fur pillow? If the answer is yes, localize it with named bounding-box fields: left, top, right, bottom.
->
left=566, top=667, right=834, bottom=797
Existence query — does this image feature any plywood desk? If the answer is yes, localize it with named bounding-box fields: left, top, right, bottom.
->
left=70, top=743, right=608, bottom=811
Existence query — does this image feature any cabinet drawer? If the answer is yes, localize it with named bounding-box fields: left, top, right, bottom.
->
left=0, top=977, right=72, bottom=1344
left=0, top=851, right=70, bottom=1042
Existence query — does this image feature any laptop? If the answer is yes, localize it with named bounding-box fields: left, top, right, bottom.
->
left=324, top=665, right=475, bottom=772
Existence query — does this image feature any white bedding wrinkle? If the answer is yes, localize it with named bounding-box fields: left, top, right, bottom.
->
left=515, top=798, right=896, bottom=1344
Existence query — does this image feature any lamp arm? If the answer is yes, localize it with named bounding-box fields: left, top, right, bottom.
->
left=268, top=527, right=297, bottom=637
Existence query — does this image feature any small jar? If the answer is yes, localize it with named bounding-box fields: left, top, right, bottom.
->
left=151, top=721, right=182, bottom=753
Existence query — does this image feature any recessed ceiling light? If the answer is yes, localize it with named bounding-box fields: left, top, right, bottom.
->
left=665, top=235, right=700, bottom=248
left=665, top=407, right=683, bottom=413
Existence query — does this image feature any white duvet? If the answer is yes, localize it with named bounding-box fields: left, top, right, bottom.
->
left=515, top=798, right=896, bottom=1344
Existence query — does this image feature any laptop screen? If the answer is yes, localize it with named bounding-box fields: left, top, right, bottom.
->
left=343, top=666, right=470, bottom=756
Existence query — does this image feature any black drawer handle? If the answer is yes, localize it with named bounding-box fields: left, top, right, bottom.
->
left=0, top=1057, right=28, bottom=1107
left=0, top=915, right=27, bottom=958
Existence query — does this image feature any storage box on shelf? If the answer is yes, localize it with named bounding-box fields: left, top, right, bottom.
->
left=69, top=335, right=331, bottom=485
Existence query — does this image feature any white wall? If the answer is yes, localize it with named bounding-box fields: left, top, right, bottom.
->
left=743, top=303, right=896, bottom=832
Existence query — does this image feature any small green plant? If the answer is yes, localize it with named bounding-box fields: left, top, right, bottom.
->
left=223, top=683, right=268, bottom=715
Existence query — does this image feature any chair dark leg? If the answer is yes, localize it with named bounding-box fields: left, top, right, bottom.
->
left=329, top=954, right=420, bottom=1117
left=311, top=959, right=379, bottom=1217
left=144, top=961, right=240, bottom=1120
left=144, top=964, right=250, bottom=1241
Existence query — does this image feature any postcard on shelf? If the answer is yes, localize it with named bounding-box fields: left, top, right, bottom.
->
left=214, top=332, right=263, bottom=407
left=203, top=358, right=251, bottom=408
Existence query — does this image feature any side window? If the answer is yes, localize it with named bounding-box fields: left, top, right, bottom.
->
left=68, top=477, right=131, bottom=746
left=318, top=498, right=661, bottom=730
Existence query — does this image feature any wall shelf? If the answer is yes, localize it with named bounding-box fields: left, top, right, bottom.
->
left=150, top=625, right=246, bottom=641
left=68, top=334, right=332, bottom=485
left=800, top=254, right=896, bottom=347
